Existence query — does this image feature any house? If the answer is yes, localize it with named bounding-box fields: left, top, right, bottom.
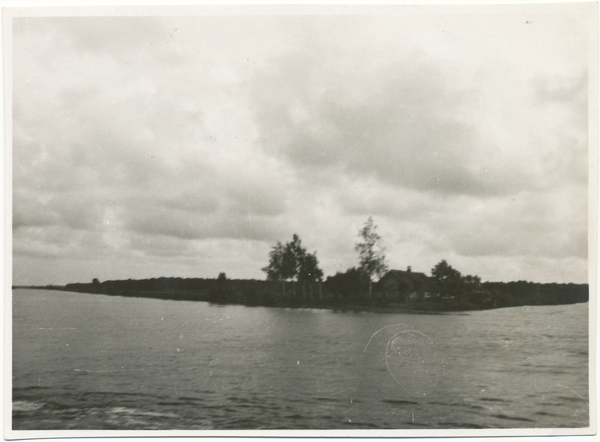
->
left=378, top=267, right=435, bottom=303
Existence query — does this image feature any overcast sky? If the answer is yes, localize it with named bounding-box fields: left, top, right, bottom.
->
left=10, top=4, right=594, bottom=285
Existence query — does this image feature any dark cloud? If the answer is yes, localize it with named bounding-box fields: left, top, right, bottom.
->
left=250, top=51, right=534, bottom=197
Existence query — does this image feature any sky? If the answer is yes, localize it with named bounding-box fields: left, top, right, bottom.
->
left=9, top=4, right=594, bottom=285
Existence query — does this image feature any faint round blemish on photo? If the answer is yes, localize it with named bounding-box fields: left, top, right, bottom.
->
left=385, top=330, right=440, bottom=397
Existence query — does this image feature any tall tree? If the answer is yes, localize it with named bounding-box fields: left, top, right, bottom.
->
left=355, top=217, right=388, bottom=300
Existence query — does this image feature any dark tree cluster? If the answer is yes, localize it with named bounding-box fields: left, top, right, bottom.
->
left=323, top=267, right=370, bottom=303
left=63, top=277, right=216, bottom=301
left=482, top=280, right=589, bottom=307
left=428, top=259, right=587, bottom=308
left=431, top=259, right=482, bottom=303
left=262, top=234, right=324, bottom=299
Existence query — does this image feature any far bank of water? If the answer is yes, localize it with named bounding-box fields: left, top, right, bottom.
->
left=12, top=289, right=589, bottom=430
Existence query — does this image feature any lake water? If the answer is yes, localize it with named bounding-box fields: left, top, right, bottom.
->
left=12, top=289, right=589, bottom=431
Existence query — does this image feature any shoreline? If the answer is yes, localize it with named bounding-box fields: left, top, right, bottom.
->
left=12, top=285, right=586, bottom=315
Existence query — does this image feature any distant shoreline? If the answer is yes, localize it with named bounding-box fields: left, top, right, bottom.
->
left=10, top=285, right=489, bottom=314
left=12, top=277, right=589, bottom=314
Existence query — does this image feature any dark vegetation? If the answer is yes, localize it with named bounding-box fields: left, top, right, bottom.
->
left=13, top=218, right=589, bottom=312
left=15, top=273, right=588, bottom=312
left=480, top=280, right=589, bottom=307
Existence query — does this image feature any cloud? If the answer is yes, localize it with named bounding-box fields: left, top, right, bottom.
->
left=10, top=11, right=591, bottom=285
left=442, top=188, right=587, bottom=261
left=248, top=49, right=550, bottom=198
left=12, top=16, right=295, bottom=250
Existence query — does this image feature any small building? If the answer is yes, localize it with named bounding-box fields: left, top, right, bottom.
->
left=378, top=268, right=434, bottom=303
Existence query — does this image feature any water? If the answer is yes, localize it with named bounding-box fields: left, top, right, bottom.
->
left=12, top=289, right=589, bottom=430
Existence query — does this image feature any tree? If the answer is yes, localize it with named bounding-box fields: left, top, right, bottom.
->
left=262, top=241, right=287, bottom=295
left=298, top=251, right=324, bottom=300
left=431, top=259, right=461, bottom=284
left=355, top=217, right=388, bottom=300
left=325, top=267, right=368, bottom=302
left=210, top=272, right=229, bottom=303
left=431, top=259, right=463, bottom=302
left=92, top=278, right=101, bottom=293
left=285, top=234, right=305, bottom=297
left=262, top=234, right=309, bottom=298
left=461, top=274, right=481, bottom=287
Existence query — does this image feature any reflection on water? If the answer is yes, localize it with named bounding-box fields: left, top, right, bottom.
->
left=12, top=289, right=589, bottom=430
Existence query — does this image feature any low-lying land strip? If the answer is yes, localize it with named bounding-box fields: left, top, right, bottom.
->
left=13, top=276, right=589, bottom=314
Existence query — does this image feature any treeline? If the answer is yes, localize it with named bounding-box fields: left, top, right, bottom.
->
left=55, top=274, right=588, bottom=310
left=425, top=259, right=588, bottom=308
left=59, top=276, right=328, bottom=307
left=63, top=277, right=215, bottom=302
left=481, top=280, right=589, bottom=306
left=208, top=274, right=322, bottom=307
left=59, top=274, right=382, bottom=307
